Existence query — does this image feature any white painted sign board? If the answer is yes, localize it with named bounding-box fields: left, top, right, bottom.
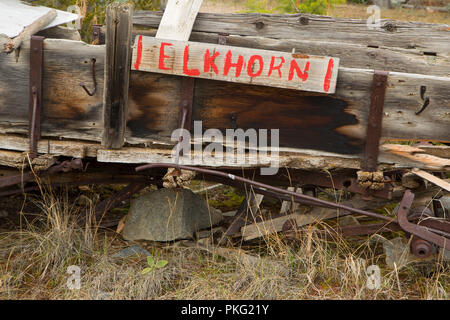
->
left=0, top=0, right=78, bottom=38
left=131, top=36, right=339, bottom=94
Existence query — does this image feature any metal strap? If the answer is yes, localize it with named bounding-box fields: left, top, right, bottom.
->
left=29, top=36, right=44, bottom=159
left=362, top=70, right=389, bottom=172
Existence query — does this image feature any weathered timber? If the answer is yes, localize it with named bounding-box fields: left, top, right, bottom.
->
left=132, top=12, right=450, bottom=57
left=96, top=144, right=450, bottom=171
left=412, top=168, right=450, bottom=192
left=102, top=3, right=134, bottom=149
left=131, top=36, right=340, bottom=94
left=131, top=27, right=450, bottom=77
left=127, top=69, right=450, bottom=154
left=36, top=26, right=81, bottom=41
left=241, top=206, right=337, bottom=241
left=0, top=134, right=99, bottom=158
left=0, top=37, right=105, bottom=141
left=0, top=17, right=449, bottom=158
left=0, top=135, right=449, bottom=173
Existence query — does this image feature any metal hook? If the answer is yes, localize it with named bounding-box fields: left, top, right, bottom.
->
left=416, top=85, right=430, bottom=115
left=80, top=58, right=97, bottom=96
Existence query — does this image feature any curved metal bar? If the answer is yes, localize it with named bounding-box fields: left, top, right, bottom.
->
left=136, top=163, right=395, bottom=222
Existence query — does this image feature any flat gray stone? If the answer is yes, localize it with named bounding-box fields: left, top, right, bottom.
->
left=111, top=245, right=151, bottom=259
left=122, top=188, right=222, bottom=241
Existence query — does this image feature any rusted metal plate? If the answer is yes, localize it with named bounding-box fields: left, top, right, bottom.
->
left=362, top=70, right=389, bottom=172
left=92, top=24, right=105, bottom=45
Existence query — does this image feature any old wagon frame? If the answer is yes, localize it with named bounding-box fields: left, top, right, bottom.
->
left=0, top=1, right=449, bottom=257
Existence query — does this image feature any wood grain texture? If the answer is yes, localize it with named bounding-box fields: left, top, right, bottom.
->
left=102, top=3, right=134, bottom=149
left=241, top=206, right=338, bottom=241
left=131, top=36, right=339, bottom=93
left=0, top=37, right=105, bottom=141
left=0, top=134, right=447, bottom=171
left=133, top=11, right=450, bottom=57
left=131, top=27, right=450, bottom=77
left=0, top=12, right=449, bottom=161
left=127, top=68, right=450, bottom=154
left=0, top=37, right=449, bottom=155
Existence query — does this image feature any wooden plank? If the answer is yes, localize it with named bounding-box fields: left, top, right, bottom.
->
left=0, top=134, right=448, bottom=172
left=412, top=168, right=450, bottom=192
left=132, top=37, right=339, bottom=94
left=0, top=134, right=99, bottom=158
left=0, top=37, right=105, bottom=141
left=36, top=26, right=81, bottom=41
left=127, top=69, right=450, bottom=152
left=131, top=27, right=450, bottom=77
left=155, top=0, right=203, bottom=41
left=0, top=36, right=449, bottom=156
left=132, top=12, right=450, bottom=57
left=96, top=144, right=450, bottom=171
left=102, top=2, right=134, bottom=149
left=279, top=187, right=301, bottom=214
left=380, top=144, right=450, bottom=170
left=241, top=206, right=338, bottom=241
left=0, top=47, right=449, bottom=155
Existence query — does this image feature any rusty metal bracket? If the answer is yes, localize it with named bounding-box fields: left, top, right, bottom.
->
left=92, top=24, right=105, bottom=45
left=397, top=190, right=450, bottom=250
left=29, top=36, right=44, bottom=159
left=362, top=70, right=389, bottom=172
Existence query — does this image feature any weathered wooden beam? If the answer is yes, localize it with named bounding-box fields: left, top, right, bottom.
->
left=0, top=134, right=99, bottom=158
left=102, top=2, right=134, bottom=149
left=241, top=206, right=338, bottom=241
left=0, top=37, right=105, bottom=141
left=95, top=143, right=450, bottom=171
left=0, top=134, right=448, bottom=172
left=412, top=168, right=450, bottom=192
left=132, top=12, right=450, bottom=57
left=131, top=27, right=450, bottom=77
left=0, top=16, right=449, bottom=157
left=126, top=68, right=450, bottom=153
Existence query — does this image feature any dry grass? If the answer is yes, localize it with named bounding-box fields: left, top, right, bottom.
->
left=0, top=0, right=449, bottom=301
left=0, top=184, right=448, bottom=300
